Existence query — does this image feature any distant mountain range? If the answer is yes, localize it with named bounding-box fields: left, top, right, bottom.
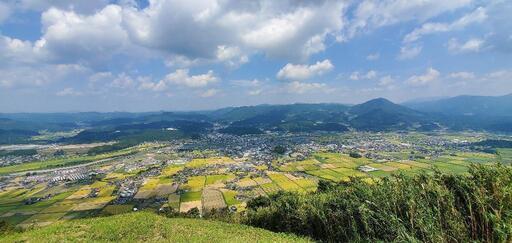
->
left=404, top=94, right=512, bottom=117
left=1, top=94, right=512, bottom=144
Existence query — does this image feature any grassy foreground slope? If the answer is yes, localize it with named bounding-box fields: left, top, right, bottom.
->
left=2, top=212, right=309, bottom=242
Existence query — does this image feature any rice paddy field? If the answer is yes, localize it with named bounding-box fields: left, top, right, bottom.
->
left=0, top=143, right=505, bottom=231
left=186, top=157, right=235, bottom=168
left=278, top=150, right=501, bottom=183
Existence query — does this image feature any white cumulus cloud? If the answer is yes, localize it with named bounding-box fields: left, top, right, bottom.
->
left=277, top=59, right=334, bottom=81
left=406, top=67, right=440, bottom=86
left=349, top=70, right=377, bottom=80
left=287, top=81, right=329, bottom=94
left=164, top=69, right=218, bottom=88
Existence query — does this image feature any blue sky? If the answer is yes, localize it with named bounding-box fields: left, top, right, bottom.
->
left=0, top=0, right=511, bottom=112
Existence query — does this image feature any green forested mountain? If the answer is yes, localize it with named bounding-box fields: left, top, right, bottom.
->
left=2, top=95, right=512, bottom=144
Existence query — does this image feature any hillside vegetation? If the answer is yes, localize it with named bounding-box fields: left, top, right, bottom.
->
left=243, top=164, right=512, bottom=242
left=1, top=212, right=309, bottom=242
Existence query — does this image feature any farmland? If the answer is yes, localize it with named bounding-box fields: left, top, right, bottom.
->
left=0, top=132, right=508, bottom=238
left=0, top=147, right=139, bottom=175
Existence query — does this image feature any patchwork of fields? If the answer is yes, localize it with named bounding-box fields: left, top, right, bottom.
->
left=0, top=146, right=504, bottom=229
left=278, top=151, right=501, bottom=182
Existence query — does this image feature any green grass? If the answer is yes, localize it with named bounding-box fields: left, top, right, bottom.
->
left=368, top=170, right=393, bottom=177
left=2, top=212, right=309, bottom=242
left=498, top=148, right=512, bottom=164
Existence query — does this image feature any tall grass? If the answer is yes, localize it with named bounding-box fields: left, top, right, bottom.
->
left=243, top=164, right=512, bottom=242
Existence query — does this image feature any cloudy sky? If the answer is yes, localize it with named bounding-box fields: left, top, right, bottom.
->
left=0, top=0, right=511, bottom=112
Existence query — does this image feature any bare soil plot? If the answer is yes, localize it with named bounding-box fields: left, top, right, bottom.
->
left=155, top=184, right=178, bottom=197
left=71, top=196, right=115, bottom=211
left=368, top=163, right=398, bottom=172
left=202, top=188, right=226, bottom=211
left=134, top=190, right=155, bottom=199
left=179, top=201, right=202, bottom=213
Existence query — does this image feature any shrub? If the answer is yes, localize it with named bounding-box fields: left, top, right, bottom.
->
left=243, top=164, right=512, bottom=242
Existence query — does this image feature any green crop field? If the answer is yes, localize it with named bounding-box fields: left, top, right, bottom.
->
left=161, top=165, right=184, bottom=176
left=293, top=178, right=317, bottom=191
left=221, top=189, right=240, bottom=206
left=0, top=148, right=137, bottom=174
left=267, top=173, right=304, bottom=192
left=180, top=191, right=202, bottom=202
left=205, top=174, right=235, bottom=185
left=181, top=176, right=205, bottom=192
left=306, top=168, right=349, bottom=182
left=259, top=183, right=281, bottom=195
left=314, top=152, right=369, bottom=168
left=279, top=159, right=320, bottom=172
left=186, top=157, right=235, bottom=168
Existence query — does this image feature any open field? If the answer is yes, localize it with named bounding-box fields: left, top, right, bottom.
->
left=0, top=148, right=137, bottom=174
left=259, top=182, right=281, bottom=195
left=314, top=152, right=369, bottom=168
left=267, top=172, right=303, bottom=192
left=221, top=189, right=241, bottom=206
left=293, top=178, right=317, bottom=192
left=202, top=188, right=226, bottom=210
left=498, top=148, right=512, bottom=164
left=0, top=134, right=506, bottom=232
left=179, top=201, right=202, bottom=213
left=186, top=157, right=235, bottom=168
left=181, top=176, right=205, bottom=192
left=99, top=205, right=133, bottom=216
left=205, top=174, right=235, bottom=185
left=181, top=191, right=202, bottom=202
left=161, top=165, right=184, bottom=176
left=168, top=194, right=180, bottom=209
